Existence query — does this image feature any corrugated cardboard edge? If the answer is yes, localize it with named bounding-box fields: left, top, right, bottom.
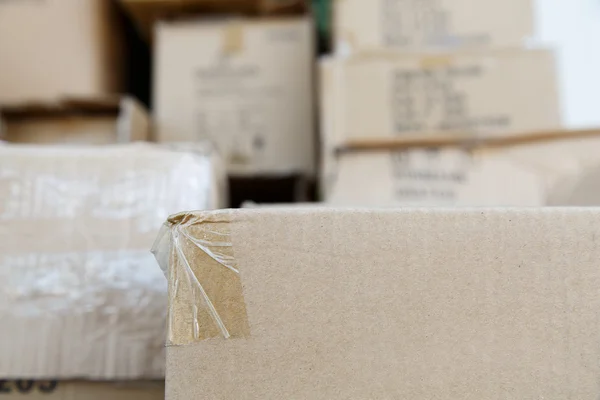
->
left=153, top=210, right=250, bottom=346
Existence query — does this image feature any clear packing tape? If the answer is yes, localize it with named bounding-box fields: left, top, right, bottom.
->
left=152, top=210, right=250, bottom=346
left=0, top=143, right=226, bottom=379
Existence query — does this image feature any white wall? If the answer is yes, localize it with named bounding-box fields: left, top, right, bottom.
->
left=536, top=0, right=600, bottom=128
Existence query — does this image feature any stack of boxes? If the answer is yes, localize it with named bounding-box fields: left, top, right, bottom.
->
left=120, top=0, right=316, bottom=206
left=319, top=0, right=600, bottom=206
left=0, top=1, right=226, bottom=396
left=4, top=1, right=600, bottom=396
left=0, top=0, right=138, bottom=145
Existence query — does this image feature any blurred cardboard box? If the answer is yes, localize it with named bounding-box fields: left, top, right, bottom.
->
left=154, top=17, right=315, bottom=176
left=326, top=147, right=545, bottom=206
left=120, top=0, right=307, bottom=40
left=0, top=380, right=163, bottom=400
left=324, top=130, right=600, bottom=206
left=0, top=97, right=149, bottom=144
left=157, top=207, right=600, bottom=398
left=333, top=0, right=534, bottom=53
left=319, top=49, right=561, bottom=188
left=0, top=143, right=225, bottom=379
left=320, top=49, right=560, bottom=148
left=0, top=0, right=124, bottom=104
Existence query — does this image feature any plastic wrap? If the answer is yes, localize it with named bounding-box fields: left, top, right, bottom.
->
left=0, top=143, right=226, bottom=379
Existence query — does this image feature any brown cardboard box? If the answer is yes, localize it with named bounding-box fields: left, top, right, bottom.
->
left=154, top=17, right=315, bottom=176
left=0, top=143, right=225, bottom=379
left=0, top=381, right=163, bottom=400
left=319, top=49, right=562, bottom=189
left=156, top=207, right=600, bottom=398
left=0, top=97, right=149, bottom=144
left=119, top=0, right=307, bottom=40
left=321, top=49, right=561, bottom=146
left=326, top=148, right=545, bottom=206
left=325, top=130, right=600, bottom=206
left=333, top=0, right=534, bottom=53
left=0, top=0, right=124, bottom=104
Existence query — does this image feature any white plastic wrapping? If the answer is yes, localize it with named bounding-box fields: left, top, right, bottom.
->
left=0, top=143, right=226, bottom=379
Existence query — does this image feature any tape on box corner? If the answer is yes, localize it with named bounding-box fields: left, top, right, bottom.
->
left=155, top=211, right=250, bottom=345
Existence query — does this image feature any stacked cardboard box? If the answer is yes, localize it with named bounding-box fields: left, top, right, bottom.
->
left=153, top=17, right=315, bottom=177
left=120, top=0, right=315, bottom=203
left=0, top=143, right=225, bottom=397
left=0, top=0, right=125, bottom=104
left=0, top=97, right=149, bottom=145
left=333, top=0, right=534, bottom=52
left=327, top=129, right=600, bottom=206
left=0, top=0, right=154, bottom=147
left=321, top=0, right=564, bottom=205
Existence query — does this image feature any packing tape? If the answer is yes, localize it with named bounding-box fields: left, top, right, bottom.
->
left=154, top=211, right=250, bottom=345
left=420, top=55, right=454, bottom=69
left=222, top=21, right=245, bottom=55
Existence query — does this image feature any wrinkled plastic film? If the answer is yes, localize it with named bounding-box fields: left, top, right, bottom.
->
left=153, top=211, right=250, bottom=346
left=0, top=143, right=226, bottom=379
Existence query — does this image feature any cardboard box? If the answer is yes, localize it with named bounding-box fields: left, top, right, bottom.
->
left=120, top=0, right=307, bottom=40
left=154, top=17, right=315, bottom=176
left=327, top=148, right=545, bottom=206
left=156, top=207, right=600, bottom=398
left=321, top=49, right=561, bottom=147
left=0, top=143, right=225, bottom=379
left=325, top=130, right=600, bottom=206
left=319, top=49, right=561, bottom=190
left=0, top=0, right=124, bottom=104
left=0, top=381, right=163, bottom=400
left=0, top=97, right=149, bottom=144
left=333, top=0, right=534, bottom=53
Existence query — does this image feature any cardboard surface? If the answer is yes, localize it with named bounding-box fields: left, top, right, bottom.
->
left=161, top=208, right=600, bottom=399
left=0, top=97, right=149, bottom=144
left=0, top=0, right=124, bottom=103
left=333, top=0, right=534, bottom=52
left=0, top=381, right=163, bottom=400
left=325, top=130, right=600, bottom=206
left=0, top=143, right=225, bottom=379
left=154, top=17, right=315, bottom=176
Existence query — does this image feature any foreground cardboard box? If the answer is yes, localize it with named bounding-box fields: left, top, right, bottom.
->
left=325, top=130, right=600, bottom=206
left=0, top=381, right=163, bottom=400
left=157, top=207, right=600, bottom=399
left=333, top=0, right=534, bottom=53
left=0, top=97, right=149, bottom=144
left=0, top=0, right=124, bottom=103
left=0, top=143, right=225, bottom=379
left=154, top=17, right=315, bottom=176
